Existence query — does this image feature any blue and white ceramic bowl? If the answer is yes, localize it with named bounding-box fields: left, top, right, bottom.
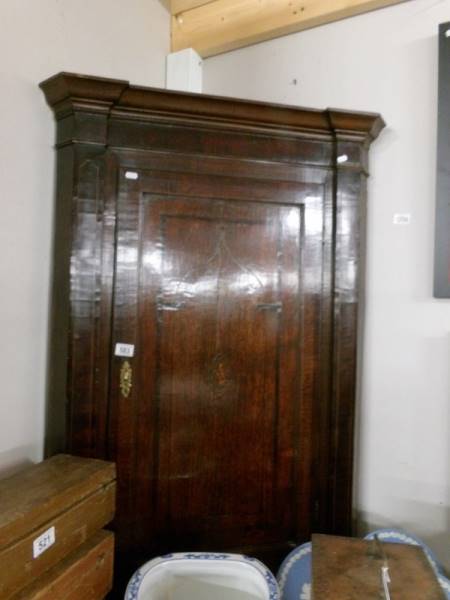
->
left=125, top=552, right=279, bottom=600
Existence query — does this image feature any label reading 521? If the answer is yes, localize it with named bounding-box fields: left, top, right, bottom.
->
left=33, top=526, right=56, bottom=559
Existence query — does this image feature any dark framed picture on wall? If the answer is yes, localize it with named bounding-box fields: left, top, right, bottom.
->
left=434, top=21, right=450, bottom=298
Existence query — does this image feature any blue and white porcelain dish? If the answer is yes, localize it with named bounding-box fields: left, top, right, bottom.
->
left=125, top=552, right=279, bottom=600
left=277, top=542, right=312, bottom=600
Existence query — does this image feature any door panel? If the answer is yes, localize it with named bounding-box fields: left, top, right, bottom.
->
left=158, top=209, right=280, bottom=522
left=110, top=165, right=325, bottom=561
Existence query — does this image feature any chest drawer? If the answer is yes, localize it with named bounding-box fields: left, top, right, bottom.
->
left=10, top=530, right=114, bottom=600
left=0, top=455, right=116, bottom=598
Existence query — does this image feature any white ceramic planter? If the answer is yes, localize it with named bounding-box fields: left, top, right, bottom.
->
left=125, top=552, right=279, bottom=600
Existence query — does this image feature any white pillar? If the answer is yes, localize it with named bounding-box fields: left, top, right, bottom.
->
left=166, top=48, right=203, bottom=93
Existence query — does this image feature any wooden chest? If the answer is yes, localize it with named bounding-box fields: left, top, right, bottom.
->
left=312, top=534, right=445, bottom=599
left=10, top=531, right=114, bottom=600
left=0, top=454, right=116, bottom=599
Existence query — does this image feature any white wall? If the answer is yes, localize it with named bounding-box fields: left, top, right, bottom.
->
left=0, top=0, right=169, bottom=476
left=204, top=0, right=450, bottom=570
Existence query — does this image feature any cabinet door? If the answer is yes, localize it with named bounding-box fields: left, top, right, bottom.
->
left=109, top=158, right=329, bottom=566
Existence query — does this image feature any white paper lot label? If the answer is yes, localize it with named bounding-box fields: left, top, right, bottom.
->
left=115, top=343, right=135, bottom=358
left=33, top=526, right=55, bottom=558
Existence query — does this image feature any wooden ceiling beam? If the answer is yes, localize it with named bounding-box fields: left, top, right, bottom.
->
left=171, top=0, right=410, bottom=58
left=169, top=0, right=216, bottom=14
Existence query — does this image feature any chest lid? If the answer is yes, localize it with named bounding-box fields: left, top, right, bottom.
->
left=0, top=454, right=116, bottom=549
left=312, top=534, right=445, bottom=600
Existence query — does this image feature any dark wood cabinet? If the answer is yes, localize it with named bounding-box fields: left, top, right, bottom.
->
left=40, top=73, right=384, bottom=578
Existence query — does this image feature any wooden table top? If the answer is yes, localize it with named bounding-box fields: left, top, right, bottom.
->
left=312, top=534, right=445, bottom=600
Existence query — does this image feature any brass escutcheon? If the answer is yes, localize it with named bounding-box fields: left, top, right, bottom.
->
left=120, top=360, right=132, bottom=398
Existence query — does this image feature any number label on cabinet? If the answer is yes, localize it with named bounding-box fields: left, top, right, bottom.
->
left=115, top=343, right=135, bottom=358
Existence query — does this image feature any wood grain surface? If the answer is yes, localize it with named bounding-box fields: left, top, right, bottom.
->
left=0, top=455, right=115, bottom=548
left=0, top=455, right=115, bottom=598
left=10, top=531, right=114, bottom=600
left=312, top=534, right=445, bottom=600
left=40, top=73, right=384, bottom=588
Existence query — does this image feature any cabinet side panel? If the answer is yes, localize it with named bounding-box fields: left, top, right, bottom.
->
left=45, top=145, right=75, bottom=457
left=330, top=162, right=368, bottom=534
left=67, top=150, right=117, bottom=459
left=45, top=128, right=116, bottom=460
